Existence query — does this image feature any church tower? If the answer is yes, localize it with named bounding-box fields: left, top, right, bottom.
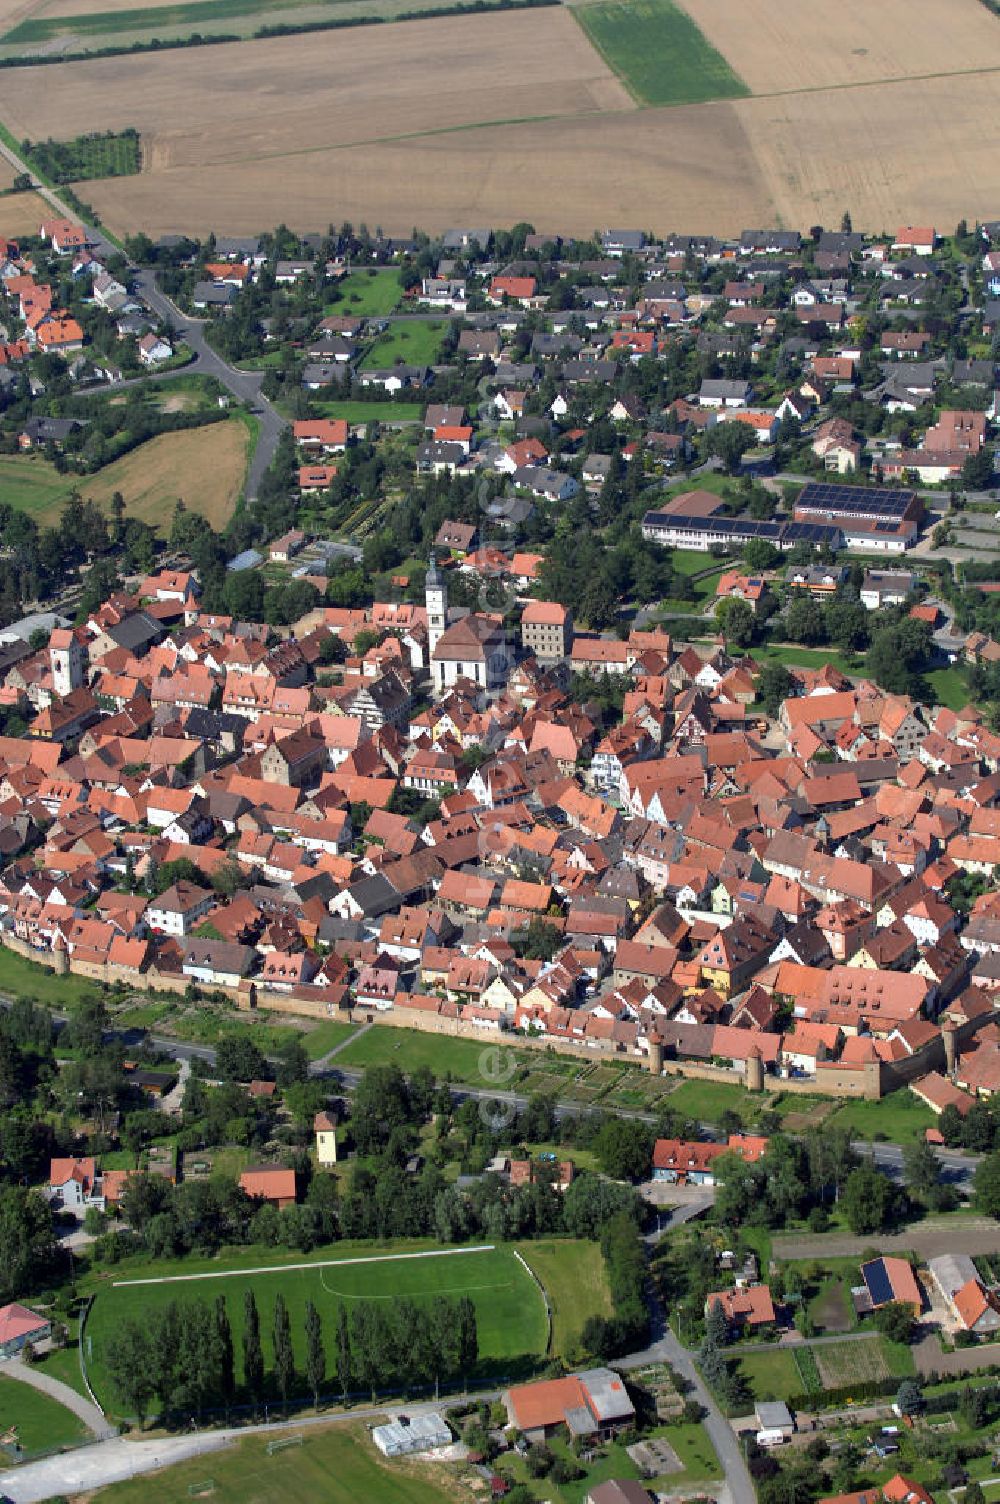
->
left=426, top=555, right=448, bottom=658
left=49, top=627, right=86, bottom=698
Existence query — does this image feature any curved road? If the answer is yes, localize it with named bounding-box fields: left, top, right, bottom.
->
left=0, top=137, right=286, bottom=501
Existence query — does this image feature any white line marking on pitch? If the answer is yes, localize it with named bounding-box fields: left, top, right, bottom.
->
left=112, top=1245, right=497, bottom=1287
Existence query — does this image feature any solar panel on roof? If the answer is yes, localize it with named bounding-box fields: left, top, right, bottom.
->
left=797, top=482, right=914, bottom=519
left=862, top=1258, right=894, bottom=1306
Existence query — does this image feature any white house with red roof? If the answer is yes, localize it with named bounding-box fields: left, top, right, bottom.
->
left=0, top=1301, right=51, bottom=1357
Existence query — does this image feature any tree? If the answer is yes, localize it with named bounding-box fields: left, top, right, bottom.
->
left=757, top=662, right=794, bottom=717
left=519, top=918, right=563, bottom=962
left=706, top=422, right=755, bottom=474
left=215, top=1296, right=235, bottom=1411
left=784, top=593, right=826, bottom=646
left=705, top=1297, right=729, bottom=1348
left=743, top=539, right=781, bottom=572
left=211, top=857, right=248, bottom=900
left=304, top=1299, right=325, bottom=1407
left=902, top=1139, right=941, bottom=1201
left=594, top=1118, right=655, bottom=1180
left=962, top=448, right=996, bottom=491
left=974, top=1149, right=1000, bottom=1219
left=242, top=1290, right=264, bottom=1402
left=895, top=1378, right=923, bottom=1415
left=715, top=596, right=755, bottom=649
left=276, top=1037, right=309, bottom=1088
left=336, top=1303, right=351, bottom=1405
left=153, top=856, right=203, bottom=895
left=824, top=597, right=870, bottom=654
left=874, top=1302, right=916, bottom=1345
left=0, top=1186, right=57, bottom=1303
left=841, top=1163, right=900, bottom=1234
left=105, top=1317, right=156, bottom=1424
left=866, top=619, right=932, bottom=696
left=215, top=1034, right=266, bottom=1084
left=273, top=1293, right=295, bottom=1408
left=457, top=1295, right=478, bottom=1384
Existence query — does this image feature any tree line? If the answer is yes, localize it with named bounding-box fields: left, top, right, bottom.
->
left=105, top=1287, right=478, bottom=1423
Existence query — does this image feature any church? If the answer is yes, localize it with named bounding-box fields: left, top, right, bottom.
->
left=426, top=557, right=510, bottom=695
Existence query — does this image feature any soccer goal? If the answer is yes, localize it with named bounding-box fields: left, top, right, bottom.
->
left=266, top=1434, right=304, bottom=1456
left=187, top=1480, right=215, bottom=1496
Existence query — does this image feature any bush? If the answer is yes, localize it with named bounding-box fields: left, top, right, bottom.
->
left=526, top=1443, right=554, bottom=1477
left=551, top=1456, right=584, bottom=1484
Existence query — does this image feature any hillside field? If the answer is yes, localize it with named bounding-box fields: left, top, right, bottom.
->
left=0, top=420, right=250, bottom=531
left=0, top=189, right=52, bottom=237
left=3, top=0, right=1000, bottom=241
left=84, top=1242, right=548, bottom=1412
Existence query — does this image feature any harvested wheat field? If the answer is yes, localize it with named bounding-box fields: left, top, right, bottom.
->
left=737, top=69, right=1000, bottom=235
left=6, top=0, right=1000, bottom=237
left=0, top=160, right=17, bottom=190
left=77, top=422, right=251, bottom=533
left=0, top=0, right=46, bottom=30
left=680, top=0, right=1000, bottom=94
left=0, top=190, right=51, bottom=237
left=84, top=98, right=777, bottom=239
left=0, top=10, right=632, bottom=169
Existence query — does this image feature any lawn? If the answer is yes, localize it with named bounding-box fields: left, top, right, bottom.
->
left=300, top=1020, right=356, bottom=1061
left=0, top=422, right=251, bottom=532
left=32, top=1343, right=93, bottom=1401
left=314, top=400, right=424, bottom=423
left=826, top=1091, right=935, bottom=1145
left=502, top=1420, right=720, bottom=1504
left=807, top=1277, right=855, bottom=1334
left=0, top=943, right=101, bottom=1008
left=86, top=1424, right=456, bottom=1504
left=663, top=1077, right=762, bottom=1126
left=735, top=1348, right=802, bottom=1403
left=334, top=1025, right=528, bottom=1083
left=330, top=269, right=402, bottom=319
left=0, top=454, right=73, bottom=518
left=360, top=321, right=445, bottom=370
left=571, top=0, right=749, bottom=105
left=85, top=1242, right=547, bottom=1414
left=756, top=643, right=860, bottom=674
left=517, top=1239, right=611, bottom=1358
left=926, top=666, right=970, bottom=711
left=0, top=1374, right=89, bottom=1453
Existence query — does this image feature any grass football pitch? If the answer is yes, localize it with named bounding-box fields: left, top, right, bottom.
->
left=85, top=1242, right=547, bottom=1412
